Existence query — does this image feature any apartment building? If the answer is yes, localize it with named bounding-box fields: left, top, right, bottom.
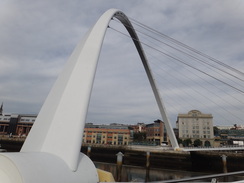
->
left=176, top=110, right=214, bottom=146
left=0, top=113, right=36, bottom=136
left=130, top=123, right=146, bottom=133
left=83, top=123, right=133, bottom=145
left=146, top=120, right=168, bottom=145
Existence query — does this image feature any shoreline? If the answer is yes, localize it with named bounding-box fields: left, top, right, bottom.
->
left=1, top=138, right=243, bottom=173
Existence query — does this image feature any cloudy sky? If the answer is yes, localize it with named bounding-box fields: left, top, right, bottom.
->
left=0, top=0, right=243, bottom=127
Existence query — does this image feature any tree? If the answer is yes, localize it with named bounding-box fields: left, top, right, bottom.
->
left=177, top=138, right=183, bottom=144
left=193, top=139, right=202, bottom=147
left=133, top=132, right=146, bottom=142
left=204, top=141, right=211, bottom=147
left=182, top=138, right=192, bottom=147
left=213, top=126, right=219, bottom=136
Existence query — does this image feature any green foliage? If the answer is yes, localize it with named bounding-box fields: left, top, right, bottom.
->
left=213, top=126, right=219, bottom=136
left=133, top=132, right=146, bottom=142
left=204, top=140, right=211, bottom=147
left=193, top=139, right=202, bottom=147
left=182, top=138, right=192, bottom=147
left=177, top=138, right=182, bottom=144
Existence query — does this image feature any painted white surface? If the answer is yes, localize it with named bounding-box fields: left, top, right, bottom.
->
left=21, top=7, right=178, bottom=171
left=0, top=155, right=22, bottom=183
left=0, top=152, right=98, bottom=183
left=0, top=8, right=179, bottom=183
left=0, top=170, right=12, bottom=183
left=21, top=9, right=121, bottom=171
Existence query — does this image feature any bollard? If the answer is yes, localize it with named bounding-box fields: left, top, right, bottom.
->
left=145, top=151, right=150, bottom=182
left=87, top=146, right=91, bottom=158
left=116, top=152, right=124, bottom=182
left=221, top=154, right=228, bottom=173
left=146, top=151, right=150, bottom=169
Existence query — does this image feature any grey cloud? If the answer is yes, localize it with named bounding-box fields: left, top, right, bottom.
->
left=0, top=0, right=243, bottom=127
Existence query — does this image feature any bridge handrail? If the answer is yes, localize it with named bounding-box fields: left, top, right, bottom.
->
left=183, top=145, right=244, bottom=150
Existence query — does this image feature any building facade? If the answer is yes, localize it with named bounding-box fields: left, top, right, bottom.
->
left=146, top=120, right=168, bottom=145
left=215, top=125, right=244, bottom=146
left=83, top=123, right=133, bottom=145
left=177, top=110, right=214, bottom=146
left=0, top=114, right=11, bottom=135
left=130, top=123, right=146, bottom=133
left=16, top=115, right=36, bottom=137
left=0, top=114, right=133, bottom=146
left=0, top=113, right=36, bottom=137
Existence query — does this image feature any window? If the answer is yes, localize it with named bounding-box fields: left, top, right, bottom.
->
left=118, top=135, right=123, bottom=145
left=96, top=133, right=101, bottom=143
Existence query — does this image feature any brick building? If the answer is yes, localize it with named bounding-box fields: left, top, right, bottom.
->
left=130, top=123, right=146, bottom=133
left=83, top=123, right=133, bottom=145
left=146, top=120, right=168, bottom=145
left=0, top=113, right=36, bottom=136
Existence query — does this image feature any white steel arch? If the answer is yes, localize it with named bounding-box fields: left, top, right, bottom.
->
left=21, top=8, right=179, bottom=170
left=0, top=9, right=179, bottom=183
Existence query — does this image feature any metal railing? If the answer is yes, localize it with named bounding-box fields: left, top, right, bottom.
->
left=153, top=170, right=244, bottom=183
left=183, top=145, right=244, bottom=151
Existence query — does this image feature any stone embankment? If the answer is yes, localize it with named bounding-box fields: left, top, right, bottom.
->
left=1, top=138, right=244, bottom=173
left=81, top=144, right=244, bottom=173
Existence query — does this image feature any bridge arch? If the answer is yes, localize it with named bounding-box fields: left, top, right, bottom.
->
left=21, top=9, right=179, bottom=171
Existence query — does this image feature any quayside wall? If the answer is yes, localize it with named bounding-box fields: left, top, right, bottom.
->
left=80, top=144, right=244, bottom=173
left=191, top=151, right=244, bottom=172
left=1, top=139, right=244, bottom=173
left=81, top=144, right=192, bottom=171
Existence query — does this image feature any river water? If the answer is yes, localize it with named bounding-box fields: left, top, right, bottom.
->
left=94, top=162, right=208, bottom=182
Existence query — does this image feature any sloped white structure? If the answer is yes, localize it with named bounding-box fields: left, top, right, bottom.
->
left=0, top=9, right=178, bottom=183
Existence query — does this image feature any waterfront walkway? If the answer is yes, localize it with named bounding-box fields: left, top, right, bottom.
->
left=183, top=145, right=244, bottom=151
left=126, top=144, right=244, bottom=152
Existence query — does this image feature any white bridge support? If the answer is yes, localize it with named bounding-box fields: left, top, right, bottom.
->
left=0, top=9, right=179, bottom=183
